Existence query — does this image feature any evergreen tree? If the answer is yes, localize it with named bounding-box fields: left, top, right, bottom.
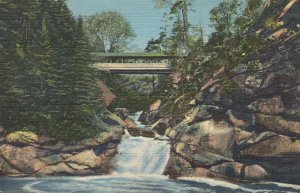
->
left=0, top=0, right=105, bottom=140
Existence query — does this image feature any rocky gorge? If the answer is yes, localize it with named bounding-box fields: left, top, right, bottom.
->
left=0, top=0, right=299, bottom=187
left=141, top=0, right=300, bottom=185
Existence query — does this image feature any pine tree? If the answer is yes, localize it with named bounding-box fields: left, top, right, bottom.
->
left=0, top=0, right=37, bottom=130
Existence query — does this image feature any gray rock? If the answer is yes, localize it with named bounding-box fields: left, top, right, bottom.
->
left=191, top=152, right=234, bottom=167
left=151, top=118, right=170, bottom=136
left=0, top=144, right=48, bottom=174
left=210, top=162, right=267, bottom=180
left=38, top=163, right=75, bottom=175
left=178, top=120, right=235, bottom=158
left=65, top=150, right=102, bottom=168
left=237, top=131, right=278, bottom=149
left=255, top=114, right=300, bottom=137
left=40, top=155, right=63, bottom=165
left=241, top=135, right=300, bottom=157
left=247, top=96, right=284, bottom=114
left=226, top=110, right=254, bottom=129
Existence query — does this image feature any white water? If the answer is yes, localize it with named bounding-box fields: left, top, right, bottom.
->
left=113, top=136, right=170, bottom=175
left=113, top=112, right=171, bottom=175
left=129, top=111, right=149, bottom=130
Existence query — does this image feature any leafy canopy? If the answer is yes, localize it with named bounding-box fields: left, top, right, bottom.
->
left=84, top=11, right=136, bottom=53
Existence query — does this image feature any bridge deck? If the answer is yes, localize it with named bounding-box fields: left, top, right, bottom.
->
left=93, top=63, right=172, bottom=74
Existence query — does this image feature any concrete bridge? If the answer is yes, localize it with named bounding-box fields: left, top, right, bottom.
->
left=92, top=53, right=178, bottom=74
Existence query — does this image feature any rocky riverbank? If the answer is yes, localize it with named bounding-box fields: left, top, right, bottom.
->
left=140, top=1, right=300, bottom=184
left=0, top=111, right=125, bottom=176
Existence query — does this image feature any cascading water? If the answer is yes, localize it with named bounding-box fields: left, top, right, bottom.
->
left=113, top=112, right=171, bottom=175
left=3, top=116, right=299, bottom=193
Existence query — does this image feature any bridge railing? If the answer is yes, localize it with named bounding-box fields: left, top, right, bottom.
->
left=91, top=52, right=181, bottom=64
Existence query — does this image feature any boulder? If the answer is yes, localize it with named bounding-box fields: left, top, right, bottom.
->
left=226, top=110, right=254, bottom=129
left=38, top=163, right=75, bottom=175
left=140, top=130, right=155, bottom=138
left=191, top=151, right=233, bottom=167
left=111, top=128, right=124, bottom=140
left=102, top=111, right=126, bottom=127
left=247, top=96, right=284, bottom=114
left=191, top=105, right=225, bottom=122
left=127, top=127, right=155, bottom=138
left=0, top=144, right=48, bottom=174
left=67, top=163, right=90, bottom=170
left=207, top=85, right=233, bottom=107
left=61, top=145, right=85, bottom=152
left=151, top=118, right=170, bottom=136
left=6, top=131, right=38, bottom=144
left=147, top=110, right=160, bottom=124
left=163, top=151, right=193, bottom=179
left=65, top=150, right=102, bottom=168
left=80, top=132, right=113, bottom=147
left=281, top=86, right=300, bottom=119
left=210, top=162, right=267, bottom=180
left=42, top=141, right=65, bottom=151
left=175, top=142, right=233, bottom=167
left=150, top=100, right=161, bottom=111
left=177, top=120, right=235, bottom=158
left=114, top=108, right=129, bottom=120
left=189, top=99, right=196, bottom=106
left=236, top=130, right=277, bottom=149
left=127, top=127, right=140, bottom=136
left=166, top=128, right=177, bottom=139
left=124, top=118, right=137, bottom=129
left=211, top=162, right=243, bottom=179
left=40, top=155, right=63, bottom=165
left=255, top=114, right=300, bottom=137
left=0, top=157, right=22, bottom=176
left=234, top=128, right=253, bottom=144
left=241, top=135, right=300, bottom=157
left=138, top=111, right=148, bottom=124
left=245, top=164, right=268, bottom=180
left=191, top=167, right=212, bottom=178
left=114, top=108, right=129, bottom=115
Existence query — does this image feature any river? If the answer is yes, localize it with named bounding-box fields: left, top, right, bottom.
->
left=1, top=113, right=300, bottom=193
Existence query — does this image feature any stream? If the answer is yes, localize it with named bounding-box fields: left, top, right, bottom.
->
left=1, top=113, right=300, bottom=193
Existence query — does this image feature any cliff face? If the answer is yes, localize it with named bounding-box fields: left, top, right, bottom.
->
left=163, top=0, right=300, bottom=184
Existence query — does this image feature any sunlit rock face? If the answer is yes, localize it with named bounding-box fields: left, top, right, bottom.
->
left=0, top=113, right=125, bottom=177
left=163, top=1, right=300, bottom=184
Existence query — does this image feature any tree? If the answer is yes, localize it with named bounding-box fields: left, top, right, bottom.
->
left=0, top=0, right=37, bottom=129
left=154, top=0, right=193, bottom=54
left=84, top=11, right=136, bottom=53
left=206, top=0, right=268, bottom=73
left=0, top=0, right=105, bottom=140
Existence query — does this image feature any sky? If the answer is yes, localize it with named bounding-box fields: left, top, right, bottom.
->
left=66, top=0, right=222, bottom=51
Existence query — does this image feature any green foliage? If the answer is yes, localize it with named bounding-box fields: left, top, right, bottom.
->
left=264, top=18, right=283, bottom=29
left=84, top=11, right=136, bottom=53
left=149, top=0, right=269, bottom=116
left=0, top=0, right=104, bottom=141
left=100, top=73, right=159, bottom=112
left=151, top=0, right=196, bottom=55
left=247, top=59, right=261, bottom=75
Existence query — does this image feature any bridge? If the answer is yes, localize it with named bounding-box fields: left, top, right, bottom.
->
left=92, top=53, right=178, bottom=74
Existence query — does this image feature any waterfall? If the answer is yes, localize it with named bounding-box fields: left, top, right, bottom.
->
left=113, top=112, right=171, bottom=175
left=113, top=136, right=170, bottom=175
